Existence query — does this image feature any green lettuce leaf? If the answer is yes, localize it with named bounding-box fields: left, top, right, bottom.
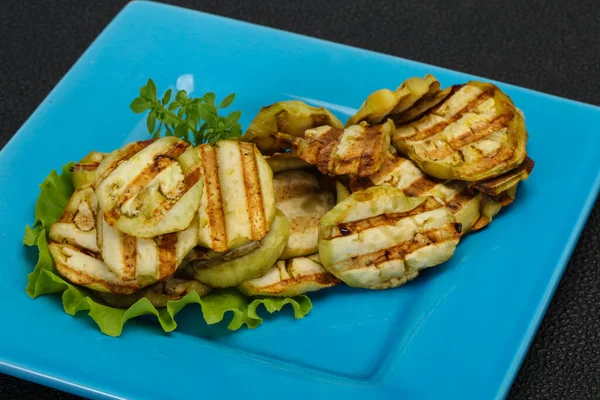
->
left=24, top=163, right=312, bottom=337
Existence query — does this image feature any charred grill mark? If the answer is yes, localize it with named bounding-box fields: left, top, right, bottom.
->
left=239, top=142, right=267, bottom=241
left=445, top=188, right=478, bottom=214
left=199, top=145, right=228, bottom=252
left=339, top=224, right=459, bottom=271
left=122, top=235, right=137, bottom=281
left=406, top=90, right=494, bottom=142
left=156, top=233, right=178, bottom=279
left=315, top=129, right=344, bottom=176
left=474, top=157, right=534, bottom=195
left=402, top=177, right=439, bottom=197
left=73, top=162, right=101, bottom=172
left=329, top=198, right=442, bottom=239
left=94, top=139, right=155, bottom=185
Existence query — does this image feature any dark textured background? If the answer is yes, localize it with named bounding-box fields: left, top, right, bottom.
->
left=1, top=0, right=599, bottom=399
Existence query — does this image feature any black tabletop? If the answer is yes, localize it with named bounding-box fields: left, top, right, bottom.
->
left=1, top=1, right=599, bottom=399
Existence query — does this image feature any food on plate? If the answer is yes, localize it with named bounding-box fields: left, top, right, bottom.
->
left=196, top=140, right=276, bottom=252
left=273, top=169, right=335, bottom=259
left=185, top=211, right=289, bottom=287
left=319, top=186, right=461, bottom=289
left=390, top=81, right=528, bottom=181
left=238, top=255, right=340, bottom=297
left=94, top=137, right=204, bottom=238
left=241, top=100, right=344, bottom=155
left=26, top=74, right=535, bottom=336
left=346, top=74, right=440, bottom=126
left=276, top=119, right=394, bottom=177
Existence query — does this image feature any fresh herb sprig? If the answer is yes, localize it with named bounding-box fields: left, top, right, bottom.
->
left=130, top=79, right=242, bottom=145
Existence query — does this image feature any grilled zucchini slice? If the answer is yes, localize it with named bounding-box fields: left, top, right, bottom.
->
left=276, top=120, right=393, bottom=177
left=238, top=255, right=340, bottom=297
left=319, top=186, right=461, bottom=289
left=367, top=153, right=481, bottom=234
left=274, top=170, right=335, bottom=259
left=196, top=140, right=277, bottom=252
left=97, top=212, right=198, bottom=282
left=241, top=100, right=343, bottom=155
left=72, top=151, right=107, bottom=190
left=94, top=137, right=203, bottom=238
left=187, top=211, right=289, bottom=288
left=392, top=81, right=528, bottom=181
left=474, top=157, right=534, bottom=195
left=346, top=74, right=439, bottom=126
left=48, top=188, right=152, bottom=294
left=94, top=276, right=212, bottom=308
left=471, top=184, right=519, bottom=230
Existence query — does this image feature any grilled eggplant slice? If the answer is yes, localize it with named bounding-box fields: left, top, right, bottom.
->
left=72, top=151, right=107, bottom=190
left=94, top=137, right=203, bottom=238
left=273, top=170, right=335, bottom=259
left=241, top=100, right=344, bottom=155
left=474, top=157, right=534, bottom=195
left=335, top=181, right=351, bottom=203
left=238, top=255, right=340, bottom=297
left=392, top=81, right=528, bottom=181
left=471, top=184, right=519, bottom=230
left=346, top=74, right=439, bottom=126
left=319, top=186, right=461, bottom=289
left=94, top=276, right=212, bottom=308
left=265, top=152, right=313, bottom=173
left=97, top=212, right=198, bottom=282
left=196, top=140, right=277, bottom=252
left=48, top=188, right=151, bottom=294
left=187, top=211, right=289, bottom=288
left=367, top=153, right=481, bottom=233
left=276, top=120, right=393, bottom=177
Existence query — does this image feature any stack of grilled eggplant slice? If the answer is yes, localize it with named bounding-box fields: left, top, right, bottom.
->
left=48, top=73, right=534, bottom=309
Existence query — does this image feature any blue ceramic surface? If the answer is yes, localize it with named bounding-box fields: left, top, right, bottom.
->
left=1, top=2, right=599, bottom=399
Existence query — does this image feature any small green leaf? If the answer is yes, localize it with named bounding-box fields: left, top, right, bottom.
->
left=177, top=108, right=185, bottom=118
left=175, top=90, right=188, bottom=103
left=175, top=123, right=189, bottom=140
left=197, top=103, right=217, bottom=125
left=146, top=112, right=157, bottom=133
left=203, top=92, right=216, bottom=105
left=168, top=101, right=181, bottom=111
left=165, top=125, right=174, bottom=136
left=130, top=97, right=150, bottom=113
left=225, top=110, right=242, bottom=128
left=219, top=93, right=235, bottom=109
left=140, top=79, right=157, bottom=100
left=161, top=89, right=172, bottom=105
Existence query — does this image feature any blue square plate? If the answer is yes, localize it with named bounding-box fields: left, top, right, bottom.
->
left=1, top=2, right=599, bottom=399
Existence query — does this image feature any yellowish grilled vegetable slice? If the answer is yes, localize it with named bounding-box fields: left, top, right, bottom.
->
left=196, top=140, right=276, bottom=252
left=367, top=153, right=481, bottom=233
left=94, top=137, right=203, bottom=238
left=48, top=188, right=151, bottom=294
left=274, top=170, right=335, bottom=259
left=335, top=181, right=351, bottom=203
left=241, top=100, right=343, bottom=155
left=472, top=184, right=519, bottom=230
left=319, top=186, right=461, bottom=289
left=238, top=255, right=340, bottom=297
left=97, top=212, right=198, bottom=282
left=94, top=276, right=212, bottom=308
left=346, top=74, right=439, bottom=126
left=265, top=152, right=313, bottom=173
left=392, top=81, right=528, bottom=181
left=186, top=211, right=289, bottom=288
left=72, top=151, right=107, bottom=190
left=392, top=86, right=453, bottom=125
left=276, top=120, right=393, bottom=177
left=474, top=157, right=534, bottom=195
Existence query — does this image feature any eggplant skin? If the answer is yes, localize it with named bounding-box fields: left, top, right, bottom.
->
left=318, top=186, right=460, bottom=289
left=72, top=151, right=107, bottom=190
left=187, top=211, right=289, bottom=288
left=276, top=119, right=393, bottom=178
left=238, top=256, right=340, bottom=297
left=241, top=100, right=343, bottom=155
left=392, top=81, right=528, bottom=182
